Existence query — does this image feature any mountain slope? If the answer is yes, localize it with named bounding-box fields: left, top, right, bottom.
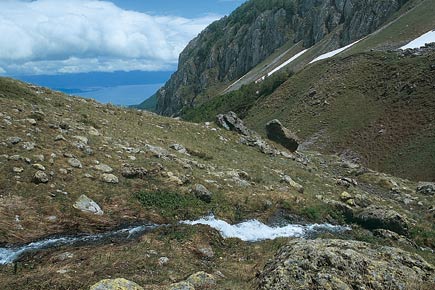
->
left=154, top=0, right=412, bottom=116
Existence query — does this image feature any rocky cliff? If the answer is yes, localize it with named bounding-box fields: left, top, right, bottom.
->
left=155, top=0, right=409, bottom=116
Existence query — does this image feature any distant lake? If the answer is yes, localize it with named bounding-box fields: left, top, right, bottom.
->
left=59, top=83, right=163, bottom=106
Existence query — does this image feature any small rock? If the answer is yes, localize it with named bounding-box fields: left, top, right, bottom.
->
left=7, top=136, right=22, bottom=145
left=32, top=164, right=46, bottom=171
left=59, top=168, right=68, bottom=175
left=167, top=281, right=194, bottom=290
left=158, top=256, right=169, bottom=266
left=26, top=118, right=37, bottom=125
left=33, top=154, right=44, bottom=162
left=196, top=246, right=215, bottom=259
left=90, top=278, right=143, bottom=290
left=33, top=171, right=49, bottom=184
left=340, top=191, right=352, bottom=201
left=88, top=126, right=100, bottom=136
left=73, top=194, right=103, bottom=215
left=193, top=184, right=213, bottom=203
left=121, top=165, right=147, bottom=179
left=281, top=175, right=304, bottom=193
left=55, top=135, right=66, bottom=141
left=94, top=164, right=113, bottom=173
left=169, top=144, right=189, bottom=155
left=13, top=167, right=24, bottom=173
left=73, top=136, right=88, bottom=144
left=416, top=182, right=435, bottom=196
left=68, top=158, right=82, bottom=168
left=101, top=173, right=119, bottom=184
left=22, top=142, right=35, bottom=151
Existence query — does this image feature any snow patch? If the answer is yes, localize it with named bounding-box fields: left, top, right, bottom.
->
left=182, top=215, right=350, bottom=242
left=310, top=39, right=363, bottom=64
left=267, top=49, right=309, bottom=77
left=401, top=30, right=435, bottom=49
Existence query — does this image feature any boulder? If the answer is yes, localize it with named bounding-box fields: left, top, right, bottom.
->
left=216, top=111, right=251, bottom=136
left=265, top=119, right=299, bottom=152
left=169, top=144, right=188, bottom=155
left=6, top=136, right=22, bottom=145
left=416, top=182, right=435, bottom=195
left=68, top=158, right=82, bottom=168
left=257, top=239, right=435, bottom=290
left=73, top=194, right=103, bottom=215
left=33, top=171, right=49, bottom=184
left=193, top=184, right=213, bottom=203
left=101, top=173, right=119, bottom=184
left=90, top=278, right=143, bottom=290
left=94, top=164, right=113, bottom=173
left=354, top=205, right=410, bottom=236
left=281, top=175, right=304, bottom=193
left=167, top=281, right=194, bottom=290
left=186, top=271, right=216, bottom=288
left=121, top=165, right=148, bottom=179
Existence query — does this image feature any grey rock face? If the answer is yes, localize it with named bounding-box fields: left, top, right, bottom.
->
left=155, top=0, right=409, bottom=116
left=216, top=111, right=252, bottom=136
left=265, top=119, right=299, bottom=152
left=257, top=239, right=434, bottom=290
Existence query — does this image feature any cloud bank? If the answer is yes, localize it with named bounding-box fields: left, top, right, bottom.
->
left=0, top=0, right=219, bottom=75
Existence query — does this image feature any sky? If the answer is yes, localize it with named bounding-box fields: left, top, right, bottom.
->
left=0, top=0, right=246, bottom=76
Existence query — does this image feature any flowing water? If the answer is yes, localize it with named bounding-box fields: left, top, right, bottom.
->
left=0, top=216, right=350, bottom=265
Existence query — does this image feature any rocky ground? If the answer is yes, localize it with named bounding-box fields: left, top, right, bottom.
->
left=0, top=77, right=434, bottom=289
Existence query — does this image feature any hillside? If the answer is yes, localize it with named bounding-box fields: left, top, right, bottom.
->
left=152, top=0, right=414, bottom=116
left=0, top=78, right=435, bottom=289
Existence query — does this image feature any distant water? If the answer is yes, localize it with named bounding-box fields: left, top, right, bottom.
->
left=59, top=83, right=163, bottom=106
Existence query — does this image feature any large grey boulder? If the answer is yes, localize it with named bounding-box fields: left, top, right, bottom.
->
left=90, top=278, right=143, bottom=290
left=354, top=205, right=410, bottom=236
left=73, top=194, right=103, bottom=215
left=266, top=119, right=299, bottom=152
left=193, top=184, right=213, bottom=203
left=257, top=239, right=435, bottom=290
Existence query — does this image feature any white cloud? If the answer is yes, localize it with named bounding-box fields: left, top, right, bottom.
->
left=0, top=67, right=5, bottom=74
left=0, top=0, right=220, bottom=75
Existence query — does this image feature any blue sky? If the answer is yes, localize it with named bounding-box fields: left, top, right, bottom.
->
left=111, top=0, right=246, bottom=18
left=0, top=0, right=245, bottom=76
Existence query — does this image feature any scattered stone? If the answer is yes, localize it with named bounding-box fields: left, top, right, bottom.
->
left=33, top=171, right=49, bottom=184
left=32, top=164, right=46, bottom=171
left=265, top=119, right=300, bottom=152
left=22, top=142, right=35, bottom=151
left=55, top=135, right=66, bottom=141
left=101, top=173, right=119, bottom=184
left=26, top=118, right=37, bottom=125
left=33, top=154, right=44, bottom=162
left=354, top=206, right=410, bottom=236
left=416, top=182, right=435, bottom=196
left=169, top=144, right=188, bottom=155
left=90, top=278, right=143, bottom=290
left=195, top=246, right=215, bottom=259
left=158, top=256, right=169, bottom=266
left=13, top=167, right=24, bottom=173
left=54, top=252, right=74, bottom=262
left=216, top=111, right=251, bottom=135
left=121, top=165, right=148, bottom=179
left=73, top=135, right=88, bottom=145
left=373, top=229, right=417, bottom=248
left=144, top=144, right=169, bottom=158
left=6, top=136, right=22, bottom=145
left=337, top=177, right=358, bottom=188
left=8, top=155, right=21, bottom=161
left=73, top=194, right=103, bottom=215
left=88, top=126, right=100, bottom=136
left=281, top=175, right=304, bottom=193
left=193, top=184, right=213, bottom=203
left=186, top=271, right=216, bottom=288
left=167, top=281, right=194, bottom=290
left=68, top=158, right=82, bottom=168
left=59, top=168, right=68, bottom=175
left=94, top=164, right=113, bottom=173
left=257, top=239, right=435, bottom=290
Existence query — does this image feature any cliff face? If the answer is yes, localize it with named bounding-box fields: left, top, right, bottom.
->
left=155, top=0, right=408, bottom=116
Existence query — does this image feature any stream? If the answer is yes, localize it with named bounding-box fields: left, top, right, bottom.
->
left=0, top=215, right=350, bottom=265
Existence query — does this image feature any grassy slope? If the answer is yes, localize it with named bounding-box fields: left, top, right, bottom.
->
left=244, top=50, right=435, bottom=181
left=0, top=78, right=434, bottom=289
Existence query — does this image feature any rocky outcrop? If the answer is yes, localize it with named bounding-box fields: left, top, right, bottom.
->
left=266, top=119, right=299, bottom=152
left=257, top=239, right=435, bottom=290
left=417, top=182, right=435, bottom=195
left=216, top=111, right=253, bottom=136
left=155, top=0, right=409, bottom=116
left=354, top=205, right=410, bottom=236
left=90, top=278, right=143, bottom=290
left=73, top=195, right=103, bottom=215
